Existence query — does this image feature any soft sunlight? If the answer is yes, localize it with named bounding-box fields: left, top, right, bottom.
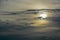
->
left=40, top=13, right=47, bottom=18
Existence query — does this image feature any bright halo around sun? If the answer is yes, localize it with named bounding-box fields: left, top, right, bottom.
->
left=39, top=12, right=47, bottom=19
left=40, top=13, right=47, bottom=18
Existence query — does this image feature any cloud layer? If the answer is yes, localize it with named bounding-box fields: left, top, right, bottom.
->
left=0, top=0, right=60, bottom=11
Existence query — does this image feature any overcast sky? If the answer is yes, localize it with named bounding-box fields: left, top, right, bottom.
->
left=0, top=0, right=60, bottom=11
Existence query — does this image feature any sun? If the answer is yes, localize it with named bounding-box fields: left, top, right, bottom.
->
left=39, top=12, right=47, bottom=19
left=40, top=14, right=47, bottom=18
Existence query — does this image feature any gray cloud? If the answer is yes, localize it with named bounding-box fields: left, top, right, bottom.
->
left=0, top=0, right=60, bottom=11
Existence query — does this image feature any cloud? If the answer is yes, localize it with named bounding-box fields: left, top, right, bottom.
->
left=0, top=0, right=60, bottom=11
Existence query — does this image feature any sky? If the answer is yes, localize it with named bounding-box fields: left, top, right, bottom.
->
left=0, top=0, right=60, bottom=11
left=0, top=0, right=60, bottom=40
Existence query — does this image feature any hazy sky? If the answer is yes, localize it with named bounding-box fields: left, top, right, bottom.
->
left=0, top=0, right=60, bottom=11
